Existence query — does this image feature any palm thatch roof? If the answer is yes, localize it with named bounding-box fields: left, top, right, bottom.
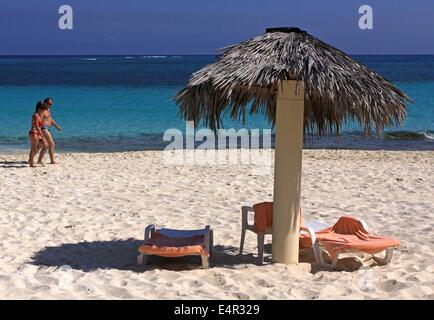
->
left=175, top=27, right=412, bottom=136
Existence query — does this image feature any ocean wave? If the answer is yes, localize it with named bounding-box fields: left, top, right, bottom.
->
left=125, top=56, right=133, bottom=59
left=424, top=131, right=434, bottom=140
left=82, top=58, right=97, bottom=61
left=0, top=136, right=28, bottom=144
left=142, top=55, right=168, bottom=58
left=384, top=131, right=428, bottom=140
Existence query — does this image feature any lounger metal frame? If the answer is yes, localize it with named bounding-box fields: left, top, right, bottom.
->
left=137, top=225, right=213, bottom=269
left=240, top=206, right=395, bottom=269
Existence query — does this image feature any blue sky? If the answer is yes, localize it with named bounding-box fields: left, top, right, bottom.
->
left=0, top=0, right=433, bottom=55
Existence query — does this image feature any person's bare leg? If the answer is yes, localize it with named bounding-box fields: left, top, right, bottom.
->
left=37, top=131, right=48, bottom=163
left=29, top=149, right=38, bottom=167
left=29, top=148, right=37, bottom=167
left=28, top=139, right=40, bottom=163
left=49, top=143, right=56, bottom=164
left=48, top=135, right=56, bottom=164
left=48, top=140, right=56, bottom=164
left=29, top=135, right=40, bottom=167
left=36, top=141, right=47, bottom=165
left=37, top=141, right=47, bottom=164
left=39, top=130, right=56, bottom=164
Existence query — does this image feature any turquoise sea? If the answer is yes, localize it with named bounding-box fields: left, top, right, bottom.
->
left=0, top=55, right=433, bottom=152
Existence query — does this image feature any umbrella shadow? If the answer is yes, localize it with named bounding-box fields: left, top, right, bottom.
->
left=30, top=240, right=256, bottom=273
left=30, top=239, right=365, bottom=273
left=210, top=245, right=260, bottom=268
left=213, top=244, right=364, bottom=272
left=31, top=239, right=145, bottom=272
left=262, top=243, right=364, bottom=272
left=0, top=161, right=28, bottom=168
left=298, top=247, right=364, bottom=273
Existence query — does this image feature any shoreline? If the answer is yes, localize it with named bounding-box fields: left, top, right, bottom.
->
left=2, top=148, right=434, bottom=160
left=1, top=140, right=434, bottom=154
left=3, top=148, right=434, bottom=154
left=1, top=130, right=434, bottom=155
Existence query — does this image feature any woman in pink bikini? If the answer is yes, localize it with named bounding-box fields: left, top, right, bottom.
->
left=28, top=101, right=48, bottom=167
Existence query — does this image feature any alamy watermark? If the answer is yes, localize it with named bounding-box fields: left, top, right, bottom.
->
left=57, top=5, right=373, bottom=31
left=162, top=121, right=273, bottom=176
left=359, top=5, right=373, bottom=30
left=58, top=264, right=74, bottom=289
left=357, top=266, right=375, bottom=292
left=58, top=5, right=73, bottom=30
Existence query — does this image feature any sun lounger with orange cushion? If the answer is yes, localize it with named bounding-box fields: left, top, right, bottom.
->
left=137, top=225, right=213, bottom=269
left=240, top=202, right=399, bottom=269
left=311, top=216, right=399, bottom=269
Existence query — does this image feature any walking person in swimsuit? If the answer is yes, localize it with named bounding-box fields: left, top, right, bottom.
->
left=28, top=102, right=49, bottom=167
left=37, top=97, right=62, bottom=164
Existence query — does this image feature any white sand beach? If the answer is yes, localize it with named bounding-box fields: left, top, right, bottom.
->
left=0, top=149, right=433, bottom=299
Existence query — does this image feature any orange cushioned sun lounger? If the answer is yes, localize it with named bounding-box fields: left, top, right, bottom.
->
left=137, top=225, right=213, bottom=269
left=312, top=216, right=400, bottom=269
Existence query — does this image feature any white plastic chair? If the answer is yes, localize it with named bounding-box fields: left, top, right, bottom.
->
left=240, top=205, right=328, bottom=265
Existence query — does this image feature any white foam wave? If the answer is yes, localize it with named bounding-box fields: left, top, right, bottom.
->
left=142, top=55, right=168, bottom=58
left=424, top=132, right=434, bottom=140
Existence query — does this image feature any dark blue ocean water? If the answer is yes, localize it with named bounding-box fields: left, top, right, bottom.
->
left=0, top=55, right=433, bottom=152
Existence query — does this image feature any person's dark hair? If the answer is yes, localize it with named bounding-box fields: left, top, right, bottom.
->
left=35, top=101, right=43, bottom=112
left=44, top=97, right=53, bottom=104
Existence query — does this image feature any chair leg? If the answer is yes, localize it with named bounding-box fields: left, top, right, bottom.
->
left=240, top=226, right=246, bottom=254
left=257, top=233, right=265, bottom=265
left=137, top=253, right=148, bottom=266
left=209, top=229, right=214, bottom=257
left=312, top=241, right=326, bottom=266
left=332, top=254, right=339, bottom=270
left=372, top=248, right=394, bottom=265
left=201, top=255, right=209, bottom=269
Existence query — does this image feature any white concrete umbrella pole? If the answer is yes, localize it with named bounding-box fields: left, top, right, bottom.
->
left=272, top=80, right=305, bottom=264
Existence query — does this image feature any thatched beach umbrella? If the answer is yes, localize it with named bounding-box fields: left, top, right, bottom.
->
left=175, top=27, right=411, bottom=264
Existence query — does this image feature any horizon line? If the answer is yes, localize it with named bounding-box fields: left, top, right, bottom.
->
left=1, top=53, right=434, bottom=57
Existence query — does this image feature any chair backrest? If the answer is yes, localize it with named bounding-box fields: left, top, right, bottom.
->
left=253, top=202, right=302, bottom=233
left=253, top=202, right=273, bottom=232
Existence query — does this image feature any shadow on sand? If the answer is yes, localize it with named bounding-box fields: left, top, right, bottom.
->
left=30, top=239, right=367, bottom=273
left=30, top=240, right=266, bottom=273
left=264, top=243, right=366, bottom=272
left=0, top=161, right=28, bottom=168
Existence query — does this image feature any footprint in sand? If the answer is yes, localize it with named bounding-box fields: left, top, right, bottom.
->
left=207, top=273, right=228, bottom=287
left=104, top=285, right=130, bottom=298
left=230, top=291, right=250, bottom=300
left=376, top=279, right=408, bottom=291
left=34, top=275, right=59, bottom=286
left=179, top=279, right=204, bottom=289
left=254, top=278, right=275, bottom=288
